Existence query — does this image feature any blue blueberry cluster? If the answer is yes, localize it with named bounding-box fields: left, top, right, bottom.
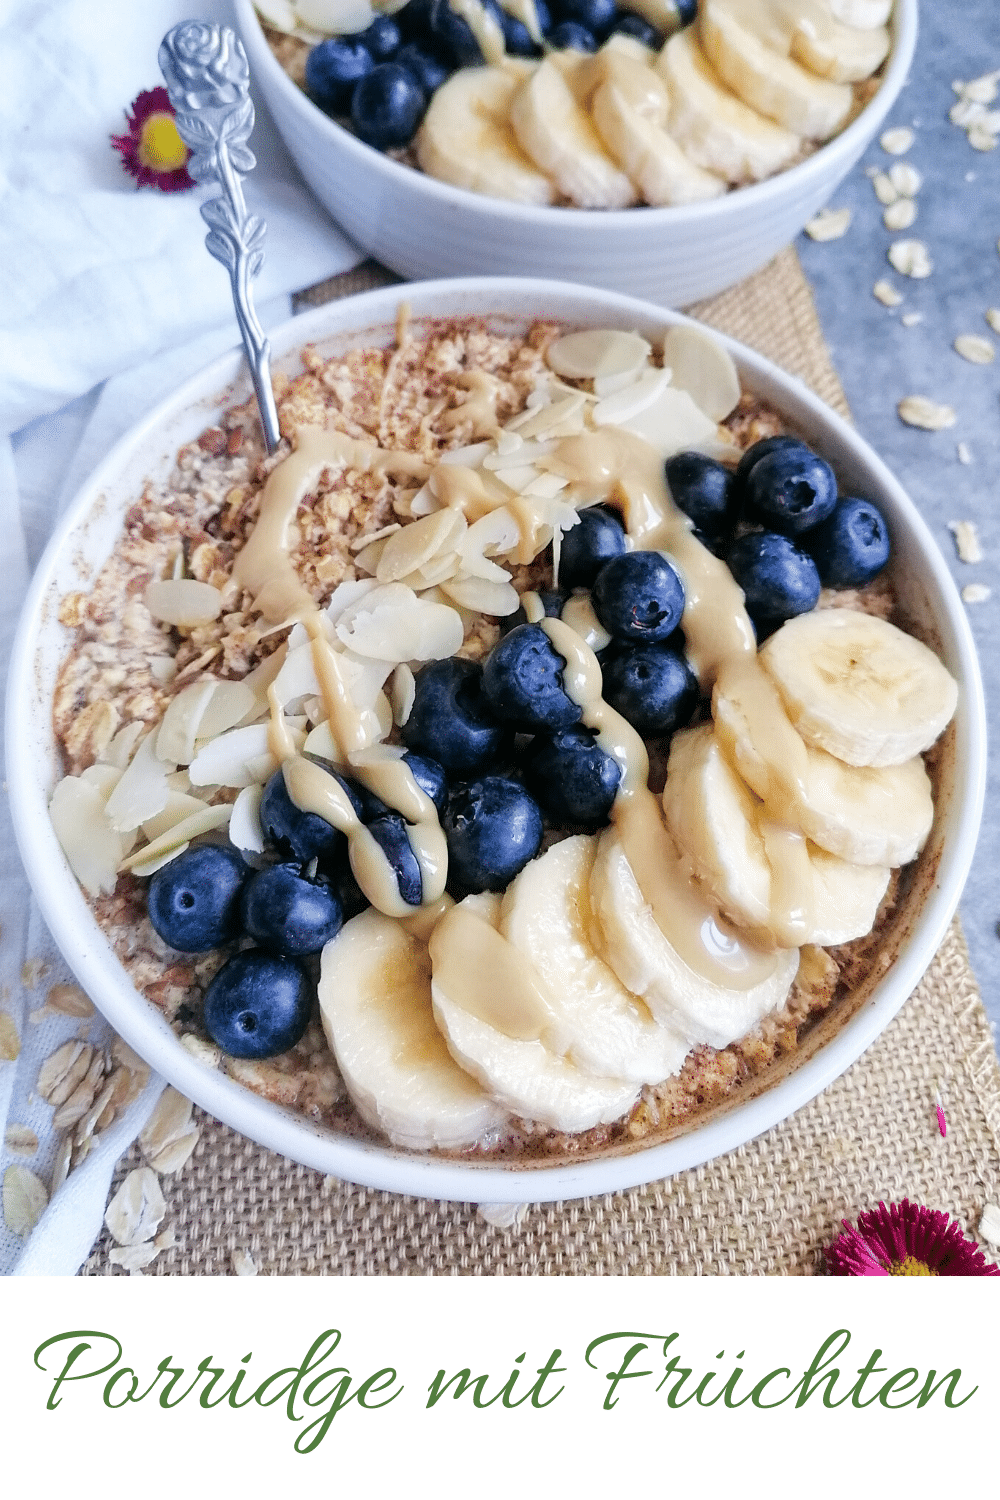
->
left=303, top=0, right=678, bottom=152
left=665, top=437, right=891, bottom=641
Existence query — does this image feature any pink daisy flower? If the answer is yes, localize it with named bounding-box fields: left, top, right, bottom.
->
left=111, top=87, right=194, bottom=193
left=826, top=1198, right=1000, bottom=1276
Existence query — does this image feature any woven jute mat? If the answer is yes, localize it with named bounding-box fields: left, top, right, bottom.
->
left=83, top=248, right=1000, bottom=1276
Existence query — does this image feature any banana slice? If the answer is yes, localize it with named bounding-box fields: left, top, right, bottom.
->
left=657, top=27, right=802, bottom=184
left=415, top=66, right=556, bottom=206
left=318, top=909, right=504, bottom=1150
left=590, top=829, right=799, bottom=1049
left=592, top=78, right=727, bottom=206
left=759, top=610, right=959, bottom=768
left=830, top=0, right=892, bottom=27
left=664, top=724, right=891, bottom=945
left=430, top=893, right=640, bottom=1131
left=791, top=8, right=890, bottom=84
left=500, top=835, right=690, bottom=1084
left=698, top=0, right=853, bottom=140
left=712, top=659, right=935, bottom=867
left=509, top=57, right=639, bottom=209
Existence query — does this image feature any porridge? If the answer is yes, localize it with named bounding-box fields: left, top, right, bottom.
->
left=49, top=308, right=956, bottom=1162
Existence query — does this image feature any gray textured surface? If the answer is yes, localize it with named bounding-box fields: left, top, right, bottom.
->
left=797, top=4, right=999, bottom=1048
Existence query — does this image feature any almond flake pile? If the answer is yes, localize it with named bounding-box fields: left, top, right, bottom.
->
left=888, top=239, right=932, bottom=279
left=950, top=70, right=1000, bottom=151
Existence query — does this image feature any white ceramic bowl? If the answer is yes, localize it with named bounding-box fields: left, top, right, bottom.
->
left=235, top=0, right=917, bottom=306
left=7, top=278, right=984, bottom=1203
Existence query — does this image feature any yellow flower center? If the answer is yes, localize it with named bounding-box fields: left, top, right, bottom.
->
left=138, top=113, right=188, bottom=173
left=889, top=1255, right=935, bottom=1276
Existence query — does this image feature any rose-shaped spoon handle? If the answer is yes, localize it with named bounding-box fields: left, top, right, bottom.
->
left=159, top=21, right=281, bottom=453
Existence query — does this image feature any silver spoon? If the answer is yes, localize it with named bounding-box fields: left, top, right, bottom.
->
left=159, top=20, right=281, bottom=453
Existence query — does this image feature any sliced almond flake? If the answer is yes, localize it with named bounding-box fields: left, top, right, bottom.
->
left=871, top=170, right=898, bottom=204
left=38, top=1041, right=90, bottom=1104
left=390, top=663, right=415, bottom=727
left=873, top=279, right=903, bottom=307
left=957, top=442, right=973, bottom=465
left=232, top=1248, right=258, bottom=1276
left=50, top=1135, right=72, bottom=1194
left=484, top=437, right=558, bottom=472
left=0, top=1012, right=20, bottom=1062
left=949, top=520, right=984, bottom=563
left=99, top=720, right=144, bottom=770
left=439, top=440, right=493, bottom=466
left=104, top=730, right=176, bottom=833
left=49, top=776, right=126, bottom=897
left=302, top=720, right=340, bottom=763
left=448, top=548, right=510, bottom=585
left=393, top=549, right=463, bottom=591
left=188, top=723, right=273, bottom=789
left=804, top=206, right=852, bottom=241
left=494, top=430, right=523, bottom=457
left=4, top=1124, right=39, bottom=1155
left=614, top=384, right=717, bottom=458
left=146, top=1129, right=200, bottom=1174
left=954, top=333, right=995, bottom=364
left=145, top=578, right=223, bottom=627
left=180, top=1033, right=221, bottom=1068
left=105, top=1166, right=166, bottom=1246
left=119, top=802, right=232, bottom=874
left=229, top=783, right=265, bottom=855
left=109, top=1242, right=162, bottom=1273
left=880, top=125, right=914, bottom=154
left=150, top=655, right=177, bottom=686
left=80, top=763, right=124, bottom=800
left=349, top=522, right=401, bottom=552
left=45, top=983, right=94, bottom=1019
left=898, top=395, right=956, bottom=430
left=979, top=1202, right=1000, bottom=1246
left=888, top=239, right=932, bottom=278
left=197, top=681, right=258, bottom=742
left=592, top=368, right=672, bottom=428
left=546, top=328, right=650, bottom=380
left=662, top=324, right=740, bottom=421
left=155, top=680, right=216, bottom=764
left=493, top=463, right=541, bottom=495
left=3, top=1164, right=48, bottom=1236
left=353, top=536, right=389, bottom=575
left=883, top=198, right=917, bottom=230
left=962, top=583, right=991, bottom=604
left=901, top=311, right=924, bottom=326
left=141, top=790, right=210, bottom=843
left=440, top=576, right=520, bottom=616
left=338, top=598, right=464, bottom=663
left=510, top=393, right=587, bottom=442
left=593, top=362, right=652, bottom=398
left=376, top=509, right=466, bottom=584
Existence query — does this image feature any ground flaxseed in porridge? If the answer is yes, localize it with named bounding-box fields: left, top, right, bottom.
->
left=49, top=311, right=950, bottom=1164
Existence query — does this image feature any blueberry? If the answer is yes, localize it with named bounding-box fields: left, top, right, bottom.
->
left=395, top=0, right=435, bottom=40
left=549, top=0, right=619, bottom=39
left=726, top=531, right=821, bottom=626
left=664, top=452, right=736, bottom=545
left=147, top=844, right=247, bottom=953
left=498, top=7, right=542, bottom=55
left=305, top=37, right=372, bottom=116
left=430, top=0, right=505, bottom=64
left=499, top=588, right=567, bottom=635
left=559, top=504, right=627, bottom=590
left=355, top=15, right=402, bottom=60
left=523, top=726, right=621, bottom=828
left=733, top=434, right=805, bottom=512
left=329, top=861, right=369, bottom=921
left=676, top=0, right=698, bottom=22
left=260, top=766, right=347, bottom=866
left=241, top=864, right=343, bottom=957
left=394, top=41, right=452, bottom=96
left=548, top=19, right=597, bottom=47
left=593, top=551, right=685, bottom=643
left=351, top=64, right=426, bottom=149
left=368, top=814, right=423, bottom=905
left=402, top=751, right=448, bottom=812
left=202, top=951, right=311, bottom=1060
left=481, top=623, right=581, bottom=732
left=600, top=642, right=699, bottom=738
left=402, top=658, right=508, bottom=773
left=744, top=444, right=837, bottom=537
left=803, top=497, right=891, bottom=589
left=443, top=776, right=544, bottom=895
left=614, top=12, right=663, bottom=46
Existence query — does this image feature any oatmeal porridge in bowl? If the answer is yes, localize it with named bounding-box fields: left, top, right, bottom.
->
left=8, top=279, right=983, bottom=1203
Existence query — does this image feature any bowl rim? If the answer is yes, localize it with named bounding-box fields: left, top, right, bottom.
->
left=234, top=0, right=918, bottom=230
left=7, top=274, right=985, bottom=1204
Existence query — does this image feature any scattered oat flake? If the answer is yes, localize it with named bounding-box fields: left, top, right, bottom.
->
left=881, top=125, right=914, bottom=154
left=968, top=125, right=998, bottom=151
left=104, top=1166, right=165, bottom=1246
left=872, top=170, right=897, bottom=204
left=139, top=1086, right=193, bottom=1160
left=0, top=1013, right=20, bottom=1061
left=898, top=396, right=956, bottom=430
left=109, top=1242, right=162, bottom=1274
left=873, top=280, right=903, bottom=307
left=45, top=983, right=94, bottom=1018
left=21, top=958, right=49, bottom=990
left=962, top=583, right=991, bottom=604
left=957, top=442, right=972, bottom=465
left=50, top=1135, right=72, bottom=1194
left=4, top=1124, right=39, bottom=1155
left=954, top=334, right=995, bottom=365
left=901, top=311, right=924, bottom=327
left=986, top=308, right=1000, bottom=333
left=883, top=198, right=917, bottom=231
left=477, top=1202, right=530, bottom=1230
left=948, top=521, right=984, bottom=563
left=154, top=1226, right=177, bottom=1250
left=962, top=71, right=1000, bottom=105
left=888, top=239, right=932, bottom=278
left=232, top=1248, right=258, bottom=1276
left=3, top=1164, right=48, bottom=1236
left=146, top=1129, right=199, bottom=1175
left=804, top=207, right=852, bottom=241
left=888, top=161, right=922, bottom=196
left=979, top=1203, right=1000, bottom=1247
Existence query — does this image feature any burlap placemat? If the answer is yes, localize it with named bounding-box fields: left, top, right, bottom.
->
left=82, top=248, right=1000, bottom=1276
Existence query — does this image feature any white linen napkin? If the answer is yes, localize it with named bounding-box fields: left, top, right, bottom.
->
left=0, top=0, right=363, bottom=435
